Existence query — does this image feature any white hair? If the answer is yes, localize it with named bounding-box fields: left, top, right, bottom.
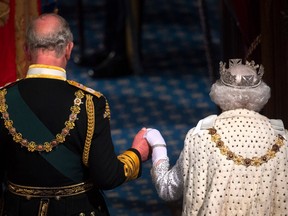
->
left=209, top=80, right=271, bottom=112
left=26, top=13, right=73, bottom=57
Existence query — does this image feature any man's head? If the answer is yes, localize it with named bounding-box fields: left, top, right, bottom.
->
left=209, top=59, right=271, bottom=112
left=25, top=13, right=73, bottom=67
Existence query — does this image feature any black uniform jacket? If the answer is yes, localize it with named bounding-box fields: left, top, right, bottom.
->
left=0, top=75, right=142, bottom=215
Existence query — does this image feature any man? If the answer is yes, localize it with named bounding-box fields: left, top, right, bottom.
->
left=145, top=59, right=288, bottom=215
left=0, top=13, right=150, bottom=216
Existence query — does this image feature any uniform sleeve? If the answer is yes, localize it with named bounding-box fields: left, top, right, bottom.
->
left=88, top=95, right=142, bottom=190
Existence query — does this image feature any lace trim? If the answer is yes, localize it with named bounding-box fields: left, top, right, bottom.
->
left=0, top=89, right=84, bottom=152
left=208, top=127, right=286, bottom=167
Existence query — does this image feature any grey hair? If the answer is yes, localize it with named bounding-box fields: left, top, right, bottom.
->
left=209, top=80, right=271, bottom=112
left=26, top=13, right=73, bottom=57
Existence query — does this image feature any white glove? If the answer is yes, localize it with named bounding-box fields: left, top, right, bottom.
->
left=144, top=129, right=168, bottom=165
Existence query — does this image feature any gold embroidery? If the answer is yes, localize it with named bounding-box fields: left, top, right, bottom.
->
left=67, top=80, right=102, bottom=98
left=38, top=199, right=49, bottom=216
left=104, top=100, right=111, bottom=120
left=7, top=181, right=93, bottom=198
left=208, top=127, right=285, bottom=167
left=0, top=89, right=84, bottom=152
left=82, top=94, right=95, bottom=167
left=29, top=64, right=66, bottom=72
left=117, top=150, right=140, bottom=181
left=66, top=80, right=110, bottom=121
left=26, top=74, right=66, bottom=81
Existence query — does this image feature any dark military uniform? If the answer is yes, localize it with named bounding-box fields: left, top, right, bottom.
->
left=0, top=65, right=142, bottom=216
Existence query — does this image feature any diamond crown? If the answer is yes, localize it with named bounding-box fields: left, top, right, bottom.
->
left=220, top=59, right=264, bottom=88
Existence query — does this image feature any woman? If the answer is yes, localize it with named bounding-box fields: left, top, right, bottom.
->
left=145, top=59, right=288, bottom=216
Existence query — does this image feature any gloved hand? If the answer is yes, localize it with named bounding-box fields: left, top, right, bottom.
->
left=144, top=129, right=168, bottom=165
left=132, top=128, right=151, bottom=162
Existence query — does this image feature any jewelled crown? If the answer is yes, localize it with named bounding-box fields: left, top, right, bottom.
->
left=219, top=59, right=264, bottom=88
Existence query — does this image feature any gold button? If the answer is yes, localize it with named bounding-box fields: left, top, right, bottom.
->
left=79, top=213, right=85, bottom=216
left=90, top=212, right=96, bottom=216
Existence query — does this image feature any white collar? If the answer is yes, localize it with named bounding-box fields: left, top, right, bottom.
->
left=26, top=64, right=67, bottom=80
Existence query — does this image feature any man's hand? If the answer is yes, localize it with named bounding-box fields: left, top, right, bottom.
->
left=132, top=128, right=151, bottom=162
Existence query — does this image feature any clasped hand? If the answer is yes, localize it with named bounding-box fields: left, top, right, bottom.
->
left=132, top=128, right=167, bottom=164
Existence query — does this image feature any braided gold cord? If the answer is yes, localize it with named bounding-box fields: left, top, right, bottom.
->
left=82, top=94, right=95, bottom=167
left=104, top=100, right=111, bottom=120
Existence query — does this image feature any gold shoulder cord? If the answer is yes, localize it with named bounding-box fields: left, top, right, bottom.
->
left=82, top=94, right=95, bottom=167
left=117, top=150, right=140, bottom=182
left=66, top=80, right=110, bottom=166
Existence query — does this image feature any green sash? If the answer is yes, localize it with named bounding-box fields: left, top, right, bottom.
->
left=6, top=85, right=84, bottom=182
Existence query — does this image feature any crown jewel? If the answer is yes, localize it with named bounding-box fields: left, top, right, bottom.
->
left=219, top=59, right=264, bottom=88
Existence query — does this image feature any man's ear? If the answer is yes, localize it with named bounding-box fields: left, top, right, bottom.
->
left=65, top=42, right=74, bottom=60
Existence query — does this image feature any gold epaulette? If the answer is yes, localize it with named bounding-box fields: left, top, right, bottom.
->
left=67, top=80, right=111, bottom=120
left=67, top=80, right=102, bottom=98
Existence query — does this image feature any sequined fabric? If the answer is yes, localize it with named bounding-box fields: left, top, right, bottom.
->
left=151, top=156, right=184, bottom=202
left=151, top=109, right=288, bottom=216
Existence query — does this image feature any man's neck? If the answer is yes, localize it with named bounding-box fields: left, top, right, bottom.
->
left=31, top=53, right=67, bottom=69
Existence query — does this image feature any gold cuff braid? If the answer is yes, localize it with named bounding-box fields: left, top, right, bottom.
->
left=117, top=150, right=140, bottom=182
left=82, top=94, right=95, bottom=167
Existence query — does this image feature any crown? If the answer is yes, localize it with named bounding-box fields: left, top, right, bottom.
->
left=219, top=59, right=264, bottom=89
